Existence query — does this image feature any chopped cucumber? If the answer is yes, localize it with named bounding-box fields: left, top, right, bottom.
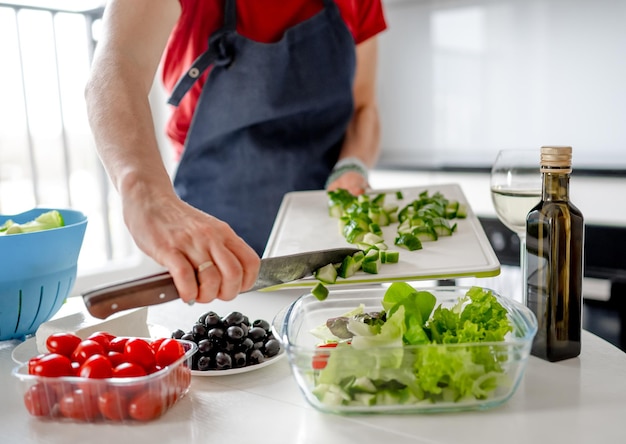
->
left=362, top=249, right=380, bottom=263
left=361, top=259, right=380, bottom=274
left=384, top=251, right=400, bottom=263
left=338, top=255, right=361, bottom=279
left=312, top=282, right=330, bottom=301
left=362, top=232, right=384, bottom=245
left=395, top=233, right=423, bottom=251
left=315, top=263, right=338, bottom=284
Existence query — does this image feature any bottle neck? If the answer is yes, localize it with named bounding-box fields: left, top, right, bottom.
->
left=542, top=171, right=570, bottom=201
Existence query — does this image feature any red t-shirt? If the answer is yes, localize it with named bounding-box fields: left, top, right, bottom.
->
left=162, top=0, right=388, bottom=156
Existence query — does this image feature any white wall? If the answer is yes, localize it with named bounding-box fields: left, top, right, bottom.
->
left=378, top=0, right=626, bottom=169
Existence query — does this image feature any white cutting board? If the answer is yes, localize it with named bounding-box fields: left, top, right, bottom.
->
left=263, top=184, right=500, bottom=289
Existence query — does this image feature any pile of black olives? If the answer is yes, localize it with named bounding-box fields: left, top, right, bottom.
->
left=171, top=311, right=281, bottom=372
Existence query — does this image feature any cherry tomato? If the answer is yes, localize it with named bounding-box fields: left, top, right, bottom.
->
left=23, top=383, right=57, bottom=417
left=107, top=351, right=125, bottom=367
left=108, top=337, right=129, bottom=354
left=27, top=354, right=46, bottom=375
left=128, top=391, right=164, bottom=421
left=79, top=354, right=113, bottom=379
left=311, top=343, right=340, bottom=370
left=156, top=339, right=185, bottom=368
left=124, top=338, right=156, bottom=372
left=150, top=337, right=167, bottom=353
left=87, top=332, right=114, bottom=352
left=59, top=389, right=101, bottom=421
left=31, top=353, right=74, bottom=377
left=98, top=390, right=130, bottom=421
left=112, top=362, right=147, bottom=378
left=72, top=339, right=105, bottom=365
left=45, top=333, right=81, bottom=357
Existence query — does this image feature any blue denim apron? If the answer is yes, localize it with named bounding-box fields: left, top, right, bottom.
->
left=169, top=0, right=356, bottom=255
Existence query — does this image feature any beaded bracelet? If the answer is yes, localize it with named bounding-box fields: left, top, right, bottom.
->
left=325, top=157, right=369, bottom=188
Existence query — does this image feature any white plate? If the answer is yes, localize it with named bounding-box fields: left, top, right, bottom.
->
left=11, top=323, right=171, bottom=365
left=190, top=347, right=285, bottom=377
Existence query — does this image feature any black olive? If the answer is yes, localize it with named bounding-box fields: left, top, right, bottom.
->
left=171, top=329, right=185, bottom=339
left=197, top=355, right=213, bottom=371
left=175, top=311, right=278, bottom=371
left=232, top=351, right=247, bottom=368
left=203, top=312, right=222, bottom=328
left=226, top=325, right=245, bottom=342
left=248, top=326, right=266, bottom=342
left=215, top=352, right=232, bottom=370
left=197, top=338, right=215, bottom=355
left=208, top=327, right=225, bottom=342
left=192, top=323, right=208, bottom=339
left=222, top=311, right=245, bottom=326
left=181, top=333, right=195, bottom=342
left=264, top=339, right=281, bottom=358
left=248, top=349, right=265, bottom=365
left=237, top=337, right=254, bottom=352
left=253, top=319, right=271, bottom=332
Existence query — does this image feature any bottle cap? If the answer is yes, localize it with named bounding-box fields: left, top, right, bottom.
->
left=540, top=146, right=572, bottom=173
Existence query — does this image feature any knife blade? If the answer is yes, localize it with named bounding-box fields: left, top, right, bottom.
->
left=82, top=247, right=361, bottom=319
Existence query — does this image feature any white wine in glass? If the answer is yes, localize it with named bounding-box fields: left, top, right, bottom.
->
left=490, top=149, right=542, bottom=304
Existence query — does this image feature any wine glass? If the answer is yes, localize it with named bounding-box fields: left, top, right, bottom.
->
left=490, top=149, right=542, bottom=304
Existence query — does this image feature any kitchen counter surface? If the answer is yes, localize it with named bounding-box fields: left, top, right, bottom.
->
left=2, top=285, right=626, bottom=444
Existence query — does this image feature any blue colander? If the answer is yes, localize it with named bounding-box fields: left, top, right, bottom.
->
left=0, top=208, right=87, bottom=341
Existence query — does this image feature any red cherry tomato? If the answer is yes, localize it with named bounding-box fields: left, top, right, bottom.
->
left=79, top=354, right=113, bottom=379
left=156, top=339, right=185, bottom=368
left=72, top=339, right=105, bottom=365
left=59, top=389, right=101, bottom=421
left=23, top=383, right=57, bottom=417
left=107, top=351, right=126, bottom=367
left=98, top=390, right=130, bottom=421
left=27, top=354, right=46, bottom=375
left=31, top=353, right=74, bottom=377
left=124, top=338, right=156, bottom=372
left=128, top=391, right=165, bottom=421
left=150, top=337, right=167, bottom=353
left=112, top=362, right=147, bottom=378
left=108, top=337, right=129, bottom=354
left=87, top=332, right=114, bottom=352
left=45, top=333, right=81, bottom=357
left=311, top=343, right=340, bottom=370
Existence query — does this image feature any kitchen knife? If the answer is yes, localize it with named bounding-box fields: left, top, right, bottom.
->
left=82, top=247, right=361, bottom=319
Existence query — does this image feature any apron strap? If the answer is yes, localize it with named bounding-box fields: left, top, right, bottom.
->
left=167, top=0, right=237, bottom=106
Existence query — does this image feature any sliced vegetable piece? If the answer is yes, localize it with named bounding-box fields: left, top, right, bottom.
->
left=394, top=233, right=423, bottom=251
left=312, top=282, right=330, bottom=301
left=315, top=263, right=338, bottom=284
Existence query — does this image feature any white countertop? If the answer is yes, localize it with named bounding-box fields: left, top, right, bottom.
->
left=2, top=282, right=626, bottom=444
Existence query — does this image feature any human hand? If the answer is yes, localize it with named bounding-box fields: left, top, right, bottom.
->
left=326, top=170, right=369, bottom=196
left=121, top=192, right=260, bottom=304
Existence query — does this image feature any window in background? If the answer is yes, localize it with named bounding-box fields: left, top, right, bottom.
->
left=0, top=2, right=162, bottom=291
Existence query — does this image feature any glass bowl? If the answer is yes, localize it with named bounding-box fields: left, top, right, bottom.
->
left=273, top=285, right=537, bottom=414
left=12, top=339, right=197, bottom=422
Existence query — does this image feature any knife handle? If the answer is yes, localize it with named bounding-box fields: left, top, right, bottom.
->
left=82, top=271, right=179, bottom=319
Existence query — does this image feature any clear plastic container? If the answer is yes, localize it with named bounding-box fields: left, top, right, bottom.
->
left=12, top=339, right=197, bottom=422
left=273, top=285, right=537, bottom=414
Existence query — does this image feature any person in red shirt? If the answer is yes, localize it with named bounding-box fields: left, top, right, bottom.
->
left=85, top=0, right=387, bottom=304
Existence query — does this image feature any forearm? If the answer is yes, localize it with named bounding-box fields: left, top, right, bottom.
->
left=84, top=0, right=180, bottom=204
left=338, top=101, right=380, bottom=168
left=85, top=61, right=174, bottom=203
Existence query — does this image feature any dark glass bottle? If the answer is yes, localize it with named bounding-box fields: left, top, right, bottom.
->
left=525, top=146, right=584, bottom=362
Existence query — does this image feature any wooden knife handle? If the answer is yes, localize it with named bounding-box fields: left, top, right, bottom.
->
left=82, top=271, right=179, bottom=319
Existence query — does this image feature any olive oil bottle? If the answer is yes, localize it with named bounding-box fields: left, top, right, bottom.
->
left=525, top=146, right=584, bottom=361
